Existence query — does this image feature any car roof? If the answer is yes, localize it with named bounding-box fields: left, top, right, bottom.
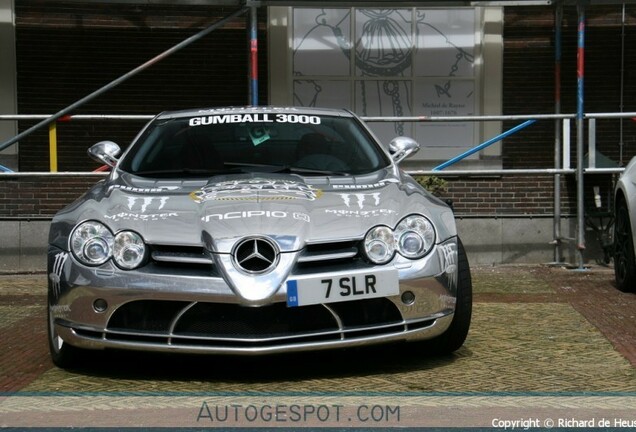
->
left=155, top=106, right=356, bottom=120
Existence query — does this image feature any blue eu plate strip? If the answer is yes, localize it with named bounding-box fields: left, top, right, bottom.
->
left=286, top=280, right=298, bottom=307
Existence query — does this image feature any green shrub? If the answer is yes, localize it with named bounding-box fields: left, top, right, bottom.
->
left=414, top=175, right=447, bottom=196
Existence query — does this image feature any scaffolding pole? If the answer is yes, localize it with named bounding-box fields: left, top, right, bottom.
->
left=0, top=7, right=248, bottom=153
left=553, top=0, right=564, bottom=264
left=575, top=2, right=586, bottom=270
left=249, top=5, right=259, bottom=106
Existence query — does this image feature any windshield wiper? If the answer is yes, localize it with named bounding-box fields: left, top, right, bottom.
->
left=224, top=162, right=350, bottom=176
left=132, top=168, right=239, bottom=178
left=285, top=166, right=350, bottom=176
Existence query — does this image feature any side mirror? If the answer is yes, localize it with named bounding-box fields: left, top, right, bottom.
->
left=88, top=141, right=121, bottom=168
left=389, top=136, right=420, bottom=164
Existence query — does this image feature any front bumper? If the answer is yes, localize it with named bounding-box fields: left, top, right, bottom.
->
left=48, top=238, right=459, bottom=355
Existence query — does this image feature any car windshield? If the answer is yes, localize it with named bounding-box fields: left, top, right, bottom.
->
left=119, top=112, right=391, bottom=178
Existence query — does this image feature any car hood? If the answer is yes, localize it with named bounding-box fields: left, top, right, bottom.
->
left=52, top=171, right=455, bottom=253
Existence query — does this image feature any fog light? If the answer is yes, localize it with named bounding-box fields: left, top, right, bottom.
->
left=401, top=290, right=415, bottom=305
left=93, top=298, right=108, bottom=313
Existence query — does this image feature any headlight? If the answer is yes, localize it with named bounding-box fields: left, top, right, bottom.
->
left=363, top=215, right=436, bottom=264
left=70, top=222, right=147, bottom=269
left=395, top=215, right=436, bottom=259
left=113, top=231, right=146, bottom=269
left=70, top=221, right=114, bottom=266
left=364, top=226, right=395, bottom=264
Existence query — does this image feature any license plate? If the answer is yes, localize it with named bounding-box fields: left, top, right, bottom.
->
left=286, top=269, right=399, bottom=307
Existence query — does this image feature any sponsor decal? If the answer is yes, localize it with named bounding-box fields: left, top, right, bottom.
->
left=249, top=126, right=271, bottom=146
left=331, top=179, right=399, bottom=190
left=126, top=196, right=169, bottom=212
left=190, top=179, right=322, bottom=203
left=189, top=113, right=321, bottom=127
left=108, top=184, right=180, bottom=194
left=325, top=209, right=397, bottom=218
left=104, top=212, right=179, bottom=222
left=50, top=304, right=72, bottom=318
left=49, top=252, right=68, bottom=300
left=202, top=211, right=310, bottom=223
left=438, top=242, right=458, bottom=289
left=103, top=196, right=176, bottom=221
left=339, top=193, right=381, bottom=209
left=196, top=107, right=300, bottom=114
left=439, top=294, right=457, bottom=308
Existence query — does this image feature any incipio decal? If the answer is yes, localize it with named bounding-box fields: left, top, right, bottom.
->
left=202, top=211, right=310, bottom=223
left=190, top=179, right=323, bottom=203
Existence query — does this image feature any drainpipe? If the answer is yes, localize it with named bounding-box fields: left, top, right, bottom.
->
left=576, top=2, right=586, bottom=270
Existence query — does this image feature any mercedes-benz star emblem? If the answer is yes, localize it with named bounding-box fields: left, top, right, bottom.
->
left=233, top=237, right=279, bottom=274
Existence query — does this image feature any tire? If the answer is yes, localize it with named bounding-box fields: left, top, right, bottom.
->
left=420, top=237, right=472, bottom=355
left=613, top=201, right=636, bottom=293
left=48, top=291, right=85, bottom=369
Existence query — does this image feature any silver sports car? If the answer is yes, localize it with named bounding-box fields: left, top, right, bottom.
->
left=47, top=106, right=472, bottom=368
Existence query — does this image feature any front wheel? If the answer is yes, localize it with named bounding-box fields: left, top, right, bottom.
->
left=613, top=202, right=636, bottom=293
left=420, top=237, right=473, bottom=355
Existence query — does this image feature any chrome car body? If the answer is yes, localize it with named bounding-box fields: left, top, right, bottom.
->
left=47, top=106, right=472, bottom=367
left=614, top=156, right=636, bottom=292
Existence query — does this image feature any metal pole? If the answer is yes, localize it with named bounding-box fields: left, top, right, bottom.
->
left=553, top=0, right=563, bottom=264
left=576, top=2, right=586, bottom=269
left=433, top=120, right=536, bottom=171
left=0, top=7, right=247, bottom=153
left=249, top=6, right=259, bottom=106
left=48, top=122, right=58, bottom=172
left=619, top=2, right=626, bottom=166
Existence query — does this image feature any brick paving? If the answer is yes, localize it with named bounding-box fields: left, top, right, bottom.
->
left=1, top=265, right=634, bottom=394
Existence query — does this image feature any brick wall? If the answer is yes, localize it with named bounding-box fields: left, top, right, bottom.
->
left=14, top=1, right=268, bottom=172
left=0, top=175, right=102, bottom=218
left=441, top=176, right=573, bottom=216
left=503, top=5, right=636, bottom=169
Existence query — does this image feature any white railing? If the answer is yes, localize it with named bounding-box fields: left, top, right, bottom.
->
left=1, top=111, right=635, bottom=269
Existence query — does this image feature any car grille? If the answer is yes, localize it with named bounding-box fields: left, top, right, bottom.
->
left=147, top=240, right=364, bottom=275
left=299, top=240, right=360, bottom=263
left=150, top=244, right=212, bottom=265
left=73, top=298, right=435, bottom=350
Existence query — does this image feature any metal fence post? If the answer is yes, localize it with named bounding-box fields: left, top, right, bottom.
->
left=48, top=122, right=58, bottom=172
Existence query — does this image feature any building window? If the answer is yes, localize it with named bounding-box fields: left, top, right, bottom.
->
left=269, top=7, right=502, bottom=168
